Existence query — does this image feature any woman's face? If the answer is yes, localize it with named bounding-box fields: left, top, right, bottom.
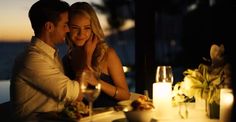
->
left=69, top=14, right=92, bottom=46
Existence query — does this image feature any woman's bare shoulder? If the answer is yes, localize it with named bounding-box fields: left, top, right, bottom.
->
left=106, top=47, right=122, bottom=66
left=107, top=47, right=117, bottom=56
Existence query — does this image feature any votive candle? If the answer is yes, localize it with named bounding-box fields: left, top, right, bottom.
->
left=220, top=88, right=234, bottom=122
left=153, top=82, right=172, bottom=119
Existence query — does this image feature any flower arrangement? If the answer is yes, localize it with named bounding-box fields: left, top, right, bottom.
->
left=172, top=44, right=231, bottom=106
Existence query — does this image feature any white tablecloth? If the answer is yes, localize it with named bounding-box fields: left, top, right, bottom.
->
left=80, top=105, right=219, bottom=122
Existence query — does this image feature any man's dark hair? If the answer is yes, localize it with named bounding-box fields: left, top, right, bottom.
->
left=28, top=0, right=69, bottom=35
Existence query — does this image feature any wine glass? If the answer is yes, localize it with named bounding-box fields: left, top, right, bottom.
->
left=156, top=65, right=173, bottom=83
left=80, top=71, right=101, bottom=122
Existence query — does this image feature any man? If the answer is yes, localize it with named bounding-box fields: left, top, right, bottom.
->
left=10, top=0, right=82, bottom=120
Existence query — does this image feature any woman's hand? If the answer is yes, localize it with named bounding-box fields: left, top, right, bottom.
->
left=84, top=33, right=98, bottom=54
left=84, top=33, right=98, bottom=67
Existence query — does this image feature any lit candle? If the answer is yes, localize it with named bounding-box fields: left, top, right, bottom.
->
left=153, top=82, right=172, bottom=119
left=220, top=88, right=234, bottom=122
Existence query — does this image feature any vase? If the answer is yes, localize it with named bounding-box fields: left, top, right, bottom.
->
left=207, top=101, right=220, bottom=119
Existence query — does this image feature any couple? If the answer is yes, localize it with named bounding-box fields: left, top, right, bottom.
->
left=10, top=0, right=130, bottom=121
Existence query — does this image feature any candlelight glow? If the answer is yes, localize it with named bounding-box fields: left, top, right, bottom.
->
left=224, top=93, right=234, bottom=104
left=153, top=83, right=172, bottom=98
left=220, top=88, right=234, bottom=122
left=152, top=82, right=172, bottom=119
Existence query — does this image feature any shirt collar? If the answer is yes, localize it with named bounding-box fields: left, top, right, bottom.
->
left=31, top=36, right=58, bottom=59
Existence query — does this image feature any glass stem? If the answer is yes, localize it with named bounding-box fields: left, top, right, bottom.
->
left=89, top=101, right=93, bottom=122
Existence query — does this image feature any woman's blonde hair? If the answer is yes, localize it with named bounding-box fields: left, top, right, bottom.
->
left=66, top=2, right=109, bottom=74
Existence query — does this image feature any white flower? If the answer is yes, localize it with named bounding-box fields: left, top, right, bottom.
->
left=172, top=44, right=230, bottom=105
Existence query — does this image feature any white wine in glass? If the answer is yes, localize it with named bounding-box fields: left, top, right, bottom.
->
left=80, top=71, right=101, bottom=122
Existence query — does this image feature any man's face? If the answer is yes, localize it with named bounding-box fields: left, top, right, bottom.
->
left=51, top=12, right=70, bottom=45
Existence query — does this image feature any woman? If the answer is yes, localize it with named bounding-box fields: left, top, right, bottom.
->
left=63, top=2, right=130, bottom=107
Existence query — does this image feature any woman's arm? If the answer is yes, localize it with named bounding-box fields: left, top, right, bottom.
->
left=99, top=48, right=130, bottom=100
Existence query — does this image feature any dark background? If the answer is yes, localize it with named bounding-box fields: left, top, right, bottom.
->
left=0, top=0, right=235, bottom=120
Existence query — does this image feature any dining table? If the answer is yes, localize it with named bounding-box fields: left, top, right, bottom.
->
left=0, top=102, right=221, bottom=122
left=78, top=103, right=219, bottom=122
left=27, top=92, right=220, bottom=122
left=0, top=81, right=220, bottom=122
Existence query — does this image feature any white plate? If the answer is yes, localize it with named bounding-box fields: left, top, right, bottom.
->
left=117, top=100, right=132, bottom=106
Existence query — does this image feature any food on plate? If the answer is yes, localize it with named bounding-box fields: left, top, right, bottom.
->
left=60, top=101, right=89, bottom=120
left=131, top=96, right=154, bottom=111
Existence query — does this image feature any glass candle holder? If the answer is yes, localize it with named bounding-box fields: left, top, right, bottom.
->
left=153, top=66, right=174, bottom=119
left=220, top=88, right=234, bottom=122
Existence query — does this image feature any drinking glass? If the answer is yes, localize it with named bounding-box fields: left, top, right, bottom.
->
left=80, top=71, right=101, bottom=122
left=156, top=65, right=173, bottom=83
